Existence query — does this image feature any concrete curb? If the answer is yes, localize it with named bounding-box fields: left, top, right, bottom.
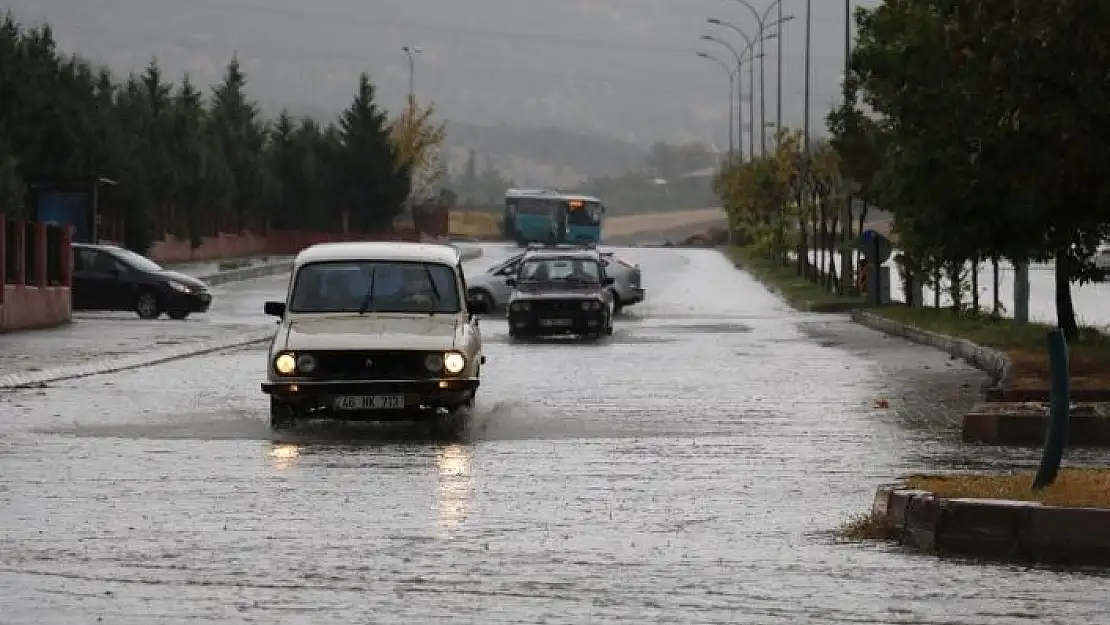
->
left=963, top=402, right=1110, bottom=446
left=851, top=311, right=1015, bottom=397
left=0, top=328, right=275, bottom=391
left=871, top=484, right=1110, bottom=566
left=197, top=261, right=293, bottom=286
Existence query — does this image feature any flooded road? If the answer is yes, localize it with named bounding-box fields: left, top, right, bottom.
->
left=1, top=245, right=1108, bottom=624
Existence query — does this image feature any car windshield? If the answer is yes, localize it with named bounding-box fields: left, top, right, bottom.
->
left=518, top=257, right=602, bottom=284
left=111, top=248, right=164, bottom=273
left=289, top=260, right=461, bottom=314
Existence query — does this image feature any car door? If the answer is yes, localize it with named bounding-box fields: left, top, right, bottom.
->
left=71, top=248, right=112, bottom=310
left=488, top=254, right=523, bottom=305
left=85, top=250, right=132, bottom=311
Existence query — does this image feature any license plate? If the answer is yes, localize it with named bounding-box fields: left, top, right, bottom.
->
left=540, top=318, right=572, bottom=327
left=333, top=395, right=405, bottom=410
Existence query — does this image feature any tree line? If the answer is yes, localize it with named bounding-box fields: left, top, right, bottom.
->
left=0, top=13, right=446, bottom=253
left=716, top=1, right=1110, bottom=339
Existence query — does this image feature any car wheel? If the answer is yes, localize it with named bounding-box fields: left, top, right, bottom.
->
left=135, top=291, right=162, bottom=320
left=168, top=309, right=190, bottom=320
left=470, top=289, right=495, bottom=313
left=269, top=397, right=298, bottom=431
left=610, top=290, right=623, bottom=315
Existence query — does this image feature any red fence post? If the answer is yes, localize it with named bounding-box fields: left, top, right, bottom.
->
left=62, top=225, right=74, bottom=287
left=35, top=221, right=47, bottom=287
left=13, top=219, right=24, bottom=286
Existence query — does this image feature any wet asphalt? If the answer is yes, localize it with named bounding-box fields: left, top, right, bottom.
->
left=1, top=244, right=1108, bottom=624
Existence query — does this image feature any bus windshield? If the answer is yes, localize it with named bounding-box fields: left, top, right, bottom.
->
left=566, top=200, right=603, bottom=226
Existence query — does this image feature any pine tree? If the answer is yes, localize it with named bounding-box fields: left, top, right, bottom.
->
left=333, top=72, right=410, bottom=232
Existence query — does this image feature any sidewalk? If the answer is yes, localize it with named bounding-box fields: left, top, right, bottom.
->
left=0, top=274, right=286, bottom=388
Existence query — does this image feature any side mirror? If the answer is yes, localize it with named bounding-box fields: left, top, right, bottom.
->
left=264, top=301, right=286, bottom=317
left=467, top=296, right=490, bottom=315
left=602, top=277, right=615, bottom=286
left=505, top=278, right=517, bottom=288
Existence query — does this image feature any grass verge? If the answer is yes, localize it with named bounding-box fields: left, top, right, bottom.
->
left=836, top=512, right=898, bottom=541
left=449, top=211, right=502, bottom=239
left=873, top=306, right=1110, bottom=390
left=905, top=469, right=1110, bottom=508
left=724, top=246, right=866, bottom=313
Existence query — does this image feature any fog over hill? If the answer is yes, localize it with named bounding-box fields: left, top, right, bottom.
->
left=8, top=0, right=877, bottom=180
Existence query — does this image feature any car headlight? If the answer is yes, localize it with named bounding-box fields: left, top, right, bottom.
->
left=274, top=353, right=296, bottom=375
left=511, top=302, right=530, bottom=312
left=167, top=280, right=190, bottom=293
left=424, top=353, right=444, bottom=372
left=582, top=300, right=601, bottom=311
left=443, top=352, right=466, bottom=374
left=295, top=354, right=317, bottom=374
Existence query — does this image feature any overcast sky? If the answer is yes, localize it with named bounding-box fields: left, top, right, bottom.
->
left=9, top=0, right=882, bottom=148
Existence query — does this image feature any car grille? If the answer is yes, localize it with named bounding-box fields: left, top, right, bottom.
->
left=529, top=300, right=584, bottom=315
left=308, top=350, right=436, bottom=380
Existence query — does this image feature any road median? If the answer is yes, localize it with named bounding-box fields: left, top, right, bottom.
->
left=847, top=471, right=1110, bottom=567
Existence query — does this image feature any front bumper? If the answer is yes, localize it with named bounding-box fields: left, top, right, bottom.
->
left=508, top=309, right=607, bottom=336
left=263, top=378, right=479, bottom=415
left=167, top=291, right=212, bottom=313
left=621, top=287, right=646, bottom=305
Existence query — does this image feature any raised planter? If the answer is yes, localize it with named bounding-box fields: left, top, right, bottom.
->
left=963, top=402, right=1110, bottom=445
left=872, top=485, right=1110, bottom=566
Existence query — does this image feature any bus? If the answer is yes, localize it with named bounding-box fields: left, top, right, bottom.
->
left=503, top=189, right=605, bottom=246
left=562, top=193, right=605, bottom=244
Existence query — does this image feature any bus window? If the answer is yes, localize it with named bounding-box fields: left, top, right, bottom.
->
left=517, top=198, right=556, bottom=214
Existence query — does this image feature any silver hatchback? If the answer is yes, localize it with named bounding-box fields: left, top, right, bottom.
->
left=467, top=245, right=645, bottom=314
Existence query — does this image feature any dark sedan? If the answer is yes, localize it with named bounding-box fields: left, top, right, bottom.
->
left=505, top=249, right=615, bottom=339
left=72, top=243, right=213, bottom=319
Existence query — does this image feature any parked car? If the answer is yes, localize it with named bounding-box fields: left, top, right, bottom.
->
left=71, top=243, right=213, bottom=319
left=467, top=244, right=644, bottom=314
left=261, top=241, right=491, bottom=431
left=505, top=247, right=615, bottom=339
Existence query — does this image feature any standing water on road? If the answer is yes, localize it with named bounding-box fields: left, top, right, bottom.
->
left=1, top=246, right=1107, bottom=624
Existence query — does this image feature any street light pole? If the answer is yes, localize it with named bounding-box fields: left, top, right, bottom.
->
left=803, top=0, right=811, bottom=156
left=707, top=17, right=787, bottom=159
left=701, top=34, right=747, bottom=163
left=777, top=0, right=783, bottom=146
left=728, top=0, right=786, bottom=154
left=697, top=52, right=736, bottom=162
left=401, top=45, right=422, bottom=104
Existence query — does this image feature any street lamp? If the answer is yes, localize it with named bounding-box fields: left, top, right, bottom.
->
left=700, top=34, right=746, bottom=162
left=701, top=31, right=771, bottom=161
left=696, top=51, right=737, bottom=162
left=706, top=17, right=787, bottom=157
left=720, top=0, right=791, bottom=153
left=401, top=45, right=422, bottom=103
